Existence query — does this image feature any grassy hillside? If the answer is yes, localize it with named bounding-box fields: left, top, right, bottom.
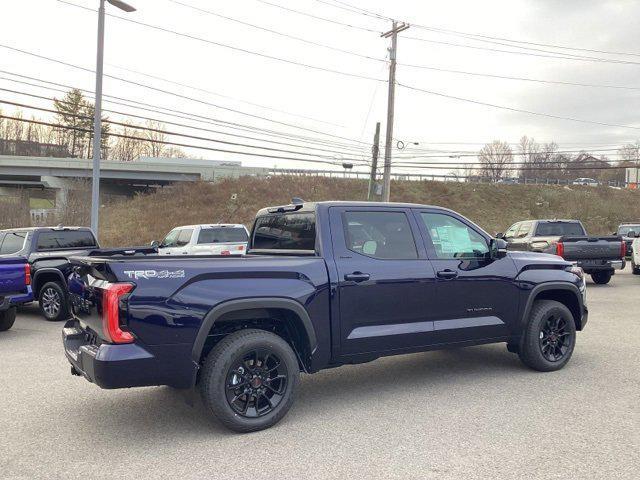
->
left=99, top=176, right=640, bottom=246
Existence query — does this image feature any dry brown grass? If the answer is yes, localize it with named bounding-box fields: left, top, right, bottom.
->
left=97, top=176, right=640, bottom=246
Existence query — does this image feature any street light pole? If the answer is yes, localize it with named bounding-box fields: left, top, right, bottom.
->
left=90, top=0, right=106, bottom=235
left=90, top=0, right=136, bottom=237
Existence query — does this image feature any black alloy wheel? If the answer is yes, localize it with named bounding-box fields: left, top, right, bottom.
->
left=538, top=314, right=572, bottom=362
left=225, top=349, right=288, bottom=418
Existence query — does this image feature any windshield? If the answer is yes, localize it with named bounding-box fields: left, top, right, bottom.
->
left=617, top=225, right=640, bottom=236
left=198, top=227, right=248, bottom=244
left=535, top=222, right=585, bottom=237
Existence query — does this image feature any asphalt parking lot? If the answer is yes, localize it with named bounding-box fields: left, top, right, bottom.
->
left=1, top=270, right=638, bottom=480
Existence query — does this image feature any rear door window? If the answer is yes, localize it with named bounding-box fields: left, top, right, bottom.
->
left=535, top=222, right=585, bottom=236
left=198, top=227, right=248, bottom=244
left=36, top=230, right=96, bottom=250
left=0, top=231, right=27, bottom=255
left=343, top=211, right=417, bottom=259
left=252, top=213, right=316, bottom=251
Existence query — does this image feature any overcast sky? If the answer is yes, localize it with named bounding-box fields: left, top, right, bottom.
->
left=1, top=0, right=639, bottom=173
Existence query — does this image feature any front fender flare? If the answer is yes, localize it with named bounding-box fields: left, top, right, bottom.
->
left=521, top=281, right=584, bottom=329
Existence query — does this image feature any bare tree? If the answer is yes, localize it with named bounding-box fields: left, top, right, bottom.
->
left=478, top=140, right=514, bottom=181
left=110, top=122, right=144, bottom=162
left=143, top=120, right=166, bottom=158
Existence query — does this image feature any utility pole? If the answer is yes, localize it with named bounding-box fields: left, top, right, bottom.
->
left=367, top=122, right=381, bottom=200
left=91, top=0, right=136, bottom=237
left=380, top=21, right=409, bottom=202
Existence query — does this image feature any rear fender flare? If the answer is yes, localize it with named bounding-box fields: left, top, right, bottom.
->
left=32, top=268, right=67, bottom=296
left=191, top=297, right=317, bottom=364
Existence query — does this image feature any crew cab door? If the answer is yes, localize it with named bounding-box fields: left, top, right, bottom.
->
left=414, top=209, right=519, bottom=343
left=329, top=206, right=437, bottom=357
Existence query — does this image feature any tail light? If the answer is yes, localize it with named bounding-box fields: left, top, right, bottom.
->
left=555, top=242, right=564, bottom=257
left=102, top=283, right=134, bottom=344
left=620, top=241, right=626, bottom=257
left=24, top=263, right=31, bottom=286
left=237, top=245, right=245, bottom=251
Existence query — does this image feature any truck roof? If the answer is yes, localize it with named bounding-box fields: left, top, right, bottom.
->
left=0, top=226, right=92, bottom=233
left=168, top=224, right=247, bottom=230
left=255, top=201, right=448, bottom=216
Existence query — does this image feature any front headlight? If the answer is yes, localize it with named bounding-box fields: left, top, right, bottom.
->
left=566, top=265, right=584, bottom=281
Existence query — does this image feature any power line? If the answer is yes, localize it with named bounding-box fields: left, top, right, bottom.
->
left=0, top=42, right=376, bottom=145
left=0, top=98, right=370, bottom=164
left=0, top=115, right=366, bottom=167
left=398, top=82, right=640, bottom=131
left=0, top=68, right=372, bottom=153
left=402, top=33, right=640, bottom=66
left=0, top=81, right=371, bottom=159
left=398, top=62, right=640, bottom=91
left=105, top=63, right=342, bottom=128
left=168, top=1, right=640, bottom=91
left=56, top=0, right=386, bottom=82
left=314, top=0, right=640, bottom=59
left=253, top=0, right=381, bottom=33
left=168, top=0, right=385, bottom=63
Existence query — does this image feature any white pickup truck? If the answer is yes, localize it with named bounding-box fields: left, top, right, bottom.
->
left=157, top=224, right=249, bottom=256
left=631, top=231, right=640, bottom=275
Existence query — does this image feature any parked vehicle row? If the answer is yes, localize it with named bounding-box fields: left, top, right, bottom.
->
left=498, top=219, right=625, bottom=284
left=62, top=201, right=588, bottom=432
left=155, top=224, right=249, bottom=256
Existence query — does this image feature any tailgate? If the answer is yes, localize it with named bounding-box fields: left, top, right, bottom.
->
left=67, top=259, right=134, bottom=344
left=559, top=236, right=623, bottom=260
left=0, top=258, right=27, bottom=296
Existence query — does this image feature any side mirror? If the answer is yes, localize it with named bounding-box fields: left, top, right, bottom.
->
left=490, top=238, right=508, bottom=259
left=495, top=232, right=505, bottom=239
left=150, top=240, right=159, bottom=248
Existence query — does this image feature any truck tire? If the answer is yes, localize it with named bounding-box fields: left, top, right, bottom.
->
left=38, top=282, right=69, bottom=322
left=632, top=261, right=640, bottom=275
left=199, top=328, right=300, bottom=433
left=518, top=300, right=576, bottom=372
left=591, top=271, right=612, bottom=285
left=0, top=307, right=16, bottom=332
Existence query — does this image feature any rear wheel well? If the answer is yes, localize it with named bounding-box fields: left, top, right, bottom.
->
left=198, top=307, right=312, bottom=372
left=532, top=289, right=582, bottom=330
left=33, top=272, right=66, bottom=298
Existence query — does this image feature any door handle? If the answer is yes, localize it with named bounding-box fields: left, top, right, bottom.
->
left=437, top=269, right=458, bottom=279
left=344, top=272, right=370, bottom=282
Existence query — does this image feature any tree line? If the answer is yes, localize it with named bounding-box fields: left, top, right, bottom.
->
left=473, top=137, right=640, bottom=183
left=0, top=88, right=187, bottom=161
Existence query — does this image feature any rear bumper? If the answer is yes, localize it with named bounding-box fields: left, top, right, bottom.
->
left=0, top=287, right=33, bottom=311
left=62, top=320, right=196, bottom=389
left=574, top=259, right=623, bottom=272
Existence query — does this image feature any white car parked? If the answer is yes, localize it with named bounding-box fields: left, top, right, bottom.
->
left=158, top=224, right=249, bottom=256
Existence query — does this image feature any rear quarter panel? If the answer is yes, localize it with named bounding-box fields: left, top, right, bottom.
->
left=108, top=256, right=331, bottom=366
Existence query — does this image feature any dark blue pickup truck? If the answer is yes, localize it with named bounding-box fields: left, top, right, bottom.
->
left=0, top=257, right=33, bottom=331
left=63, top=201, right=588, bottom=432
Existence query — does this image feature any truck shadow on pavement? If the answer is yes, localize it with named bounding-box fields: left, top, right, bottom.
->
left=69, top=343, right=544, bottom=438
